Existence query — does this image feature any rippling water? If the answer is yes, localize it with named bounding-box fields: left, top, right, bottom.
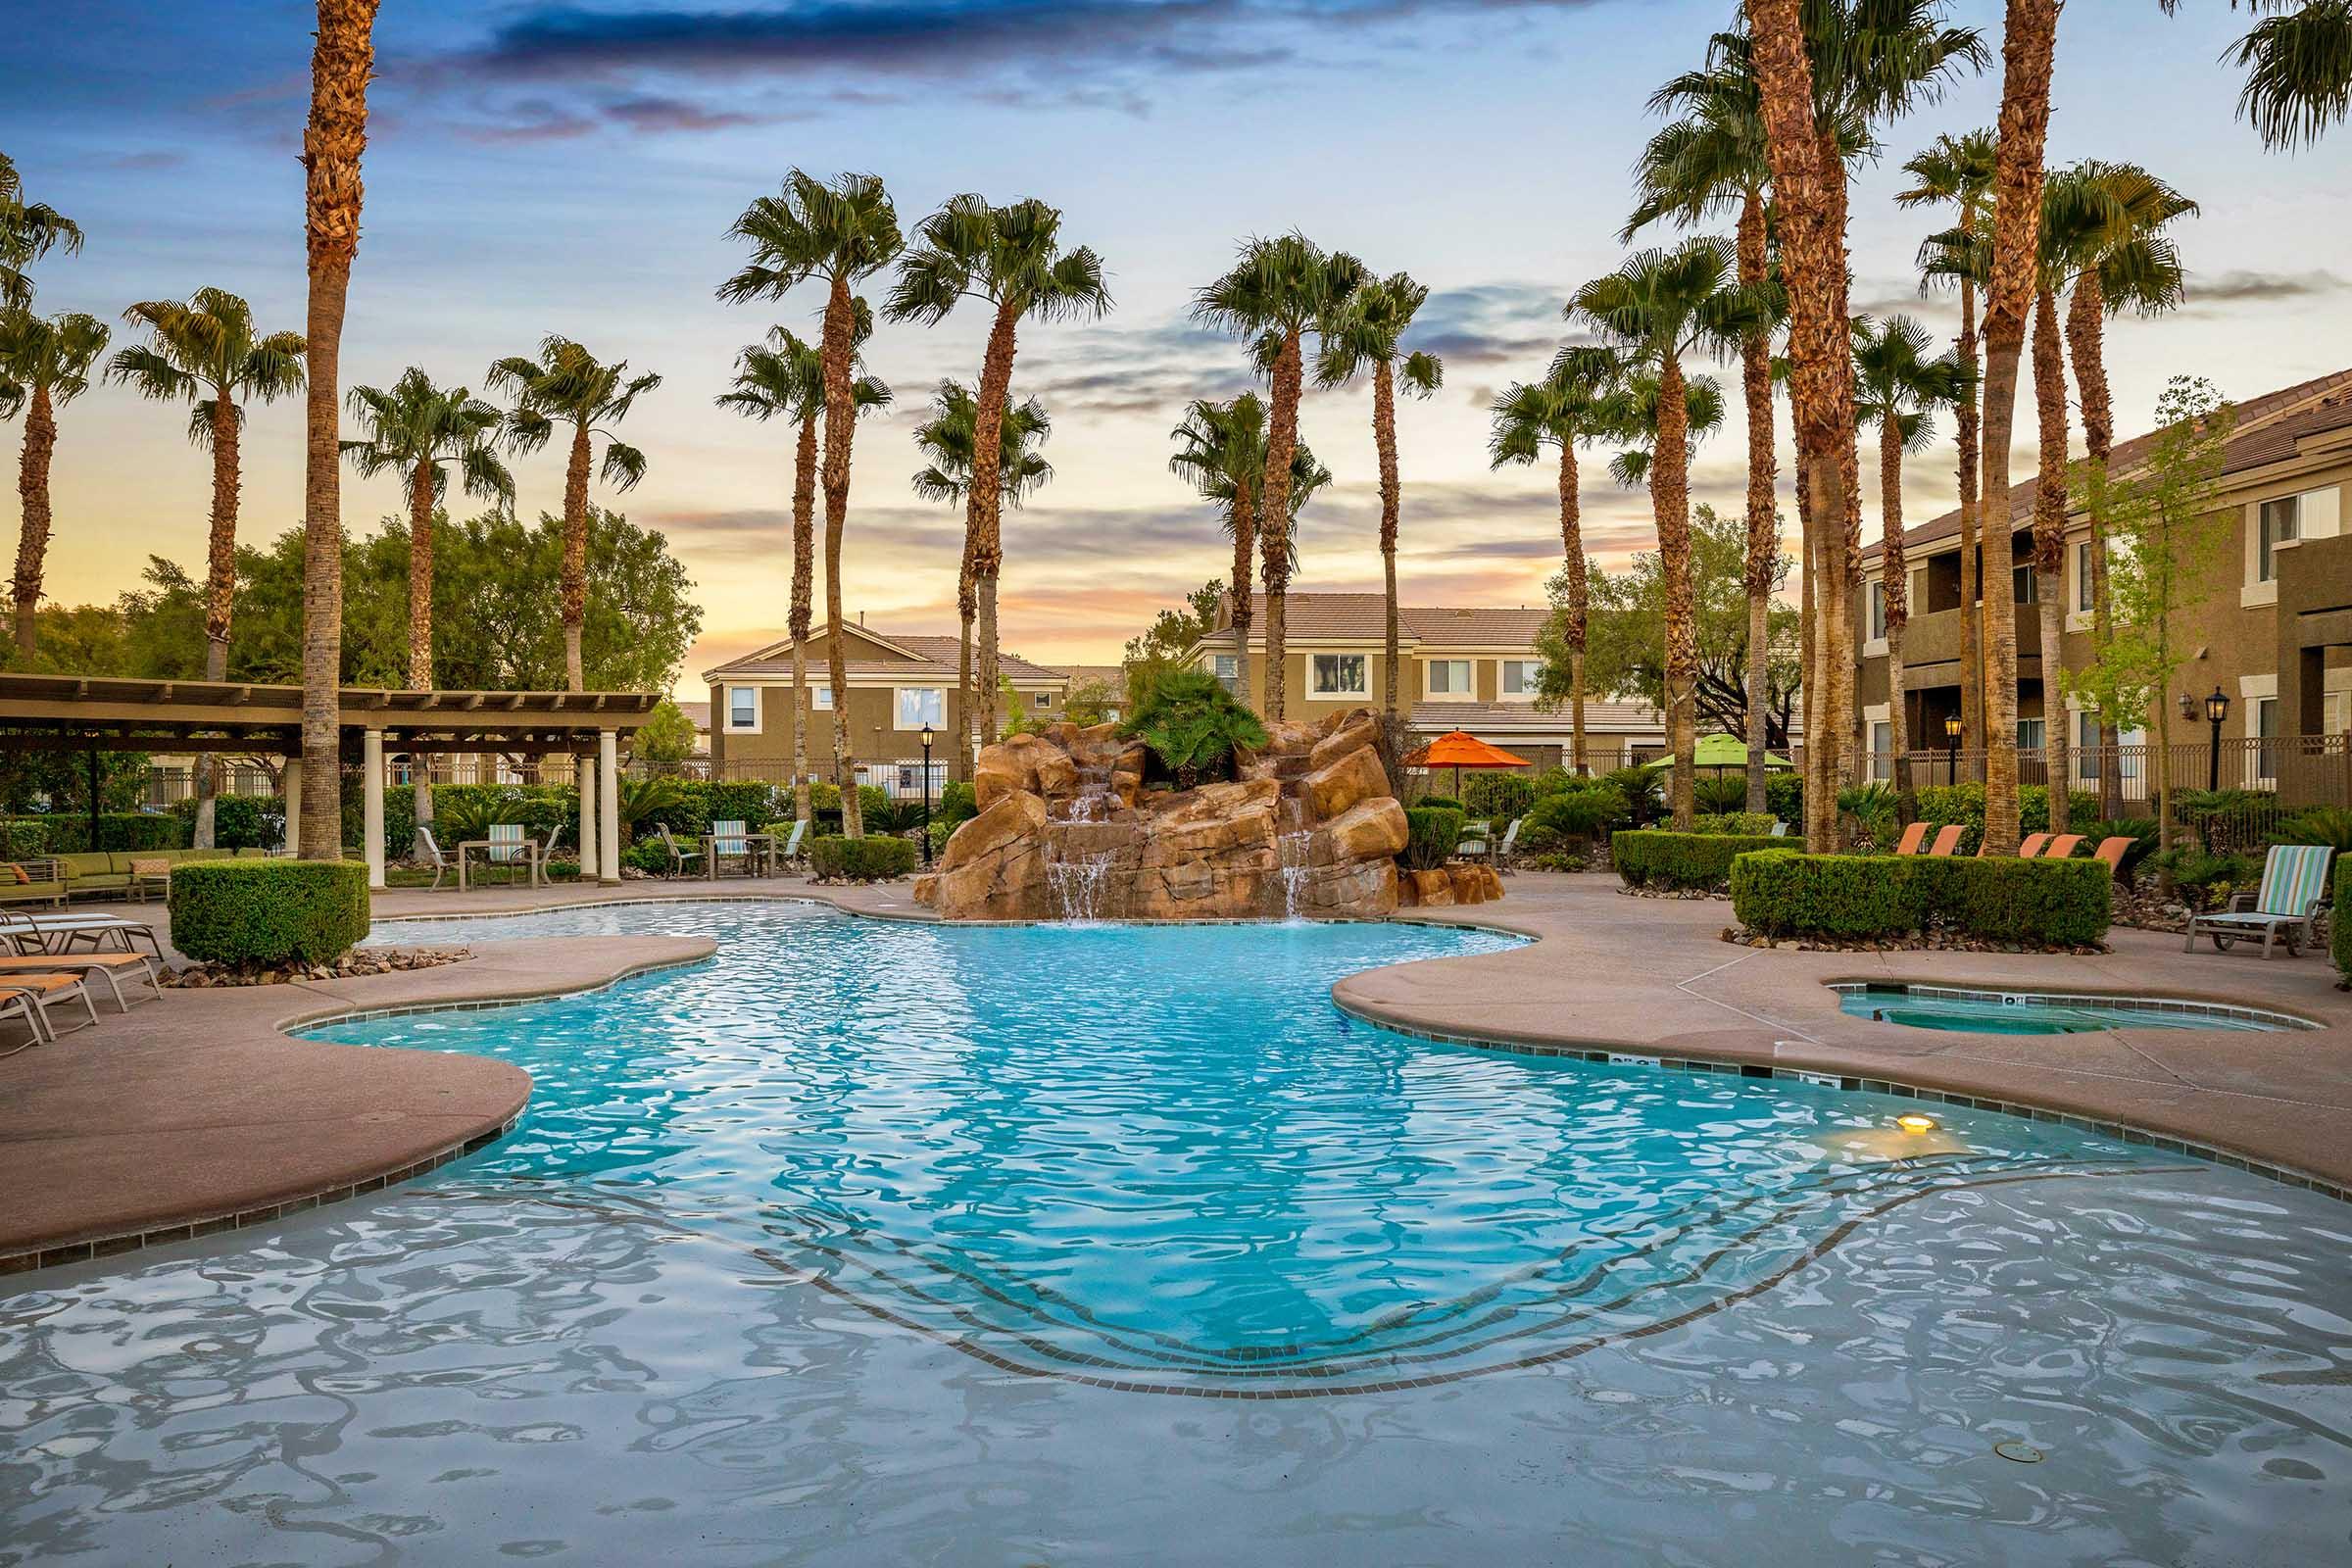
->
left=4, top=901, right=2349, bottom=1565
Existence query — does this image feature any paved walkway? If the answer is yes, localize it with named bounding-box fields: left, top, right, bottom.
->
left=7, top=867, right=2350, bottom=1273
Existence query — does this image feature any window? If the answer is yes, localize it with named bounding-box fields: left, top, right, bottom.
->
left=2078, top=710, right=2101, bottom=780
left=2255, top=696, right=2280, bottom=785
left=2017, top=717, right=2045, bottom=751
left=1034, top=690, right=1053, bottom=709
left=1426, top=659, right=1473, bottom=696
left=1500, top=659, right=1541, bottom=697
left=2076, top=540, right=2095, bottom=612
left=2259, top=496, right=2299, bottom=582
left=1870, top=720, right=1893, bottom=781
left=1310, top=653, right=1367, bottom=696
left=2014, top=564, right=2036, bottom=605
left=1867, top=581, right=1887, bottom=643
left=896, top=687, right=944, bottom=730
left=726, top=685, right=759, bottom=732
left=1212, top=653, right=1239, bottom=679
left=810, top=685, right=834, bottom=710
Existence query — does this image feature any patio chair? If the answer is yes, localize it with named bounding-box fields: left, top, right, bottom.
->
left=483, top=822, right=536, bottom=887
left=0, top=907, right=165, bottom=961
left=415, top=826, right=460, bottom=892
left=2183, top=843, right=2333, bottom=958
left=1892, top=822, right=1930, bottom=857
left=0, top=972, right=100, bottom=1043
left=775, top=818, right=809, bottom=872
left=709, top=819, right=755, bottom=879
left=2017, top=832, right=2050, bottom=859
left=655, top=823, right=704, bottom=878
left=2092, top=836, right=2134, bottom=878
left=1770, top=820, right=1789, bottom=838
left=2042, top=833, right=2084, bottom=861
left=1925, top=825, right=1965, bottom=858
left=1494, top=816, right=1524, bottom=872
left=0, top=951, right=160, bottom=1011
left=1457, top=819, right=1494, bottom=864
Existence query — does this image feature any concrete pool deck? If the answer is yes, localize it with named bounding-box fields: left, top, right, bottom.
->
left=5, top=868, right=2350, bottom=1272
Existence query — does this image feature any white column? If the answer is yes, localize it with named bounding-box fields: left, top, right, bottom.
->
left=362, top=730, right=386, bottom=888
left=598, top=730, right=621, bottom=885
left=281, top=757, right=303, bottom=856
left=577, top=750, right=598, bottom=882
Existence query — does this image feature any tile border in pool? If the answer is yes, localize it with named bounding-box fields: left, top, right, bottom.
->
left=1829, top=981, right=2324, bottom=1032
left=1331, top=999, right=2352, bottom=1205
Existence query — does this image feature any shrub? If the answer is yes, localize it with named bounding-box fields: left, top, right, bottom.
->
left=810, top=833, right=917, bottom=881
left=1907, top=782, right=2103, bottom=856
left=1115, top=668, right=1268, bottom=788
left=1401, top=806, right=1464, bottom=871
left=1691, top=810, right=1777, bottom=836
left=1462, top=770, right=1538, bottom=823
left=1526, top=782, right=1629, bottom=842
left=1838, top=781, right=1900, bottom=849
left=2081, top=816, right=2160, bottom=879
left=2271, top=806, right=2352, bottom=859
left=6, top=813, right=187, bottom=854
left=169, top=792, right=285, bottom=850
left=169, top=860, right=369, bottom=966
left=1598, top=766, right=1664, bottom=827
left=622, top=838, right=671, bottom=874
left=2335, top=856, right=2352, bottom=987
left=938, top=780, right=977, bottom=828
left=0, top=819, right=46, bottom=858
left=1414, top=793, right=1463, bottom=811
left=1693, top=774, right=1749, bottom=814
left=2153, top=847, right=2260, bottom=910
left=1613, top=829, right=1785, bottom=891
left=1730, top=850, right=2110, bottom=946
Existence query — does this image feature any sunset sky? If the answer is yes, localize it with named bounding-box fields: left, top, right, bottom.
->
left=6, top=0, right=2346, bottom=693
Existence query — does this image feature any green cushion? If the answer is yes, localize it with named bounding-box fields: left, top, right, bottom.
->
left=58, top=852, right=113, bottom=878
left=0, top=880, right=67, bottom=904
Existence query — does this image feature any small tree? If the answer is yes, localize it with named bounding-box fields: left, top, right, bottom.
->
left=1063, top=676, right=1118, bottom=725
left=2065, top=375, right=2235, bottom=871
left=635, top=699, right=699, bottom=765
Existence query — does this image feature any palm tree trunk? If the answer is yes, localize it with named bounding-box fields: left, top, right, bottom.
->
left=2067, top=274, right=2124, bottom=816
left=406, top=454, right=433, bottom=852
left=818, top=271, right=862, bottom=838
left=1956, top=257, right=1984, bottom=757
left=9, top=382, right=54, bottom=656
left=2032, top=284, right=2071, bottom=833
left=196, top=383, right=237, bottom=849
left=791, top=412, right=817, bottom=821
left=297, top=0, right=377, bottom=862
left=1259, top=327, right=1304, bottom=723
left=1978, top=0, right=2062, bottom=858
left=1373, top=357, right=1401, bottom=726
left=1882, top=411, right=1912, bottom=805
left=1739, top=186, right=1776, bottom=813
left=956, top=525, right=975, bottom=781
left=1797, top=447, right=1821, bottom=847
left=1656, top=352, right=1697, bottom=831
left=561, top=419, right=591, bottom=693
left=1555, top=440, right=1589, bottom=774
left=969, top=298, right=1021, bottom=753
left=1824, top=123, right=1862, bottom=813
left=1229, top=488, right=1255, bottom=710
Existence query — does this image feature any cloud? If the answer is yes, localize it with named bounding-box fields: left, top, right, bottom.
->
left=107, top=150, right=188, bottom=171
left=1407, top=280, right=1571, bottom=369
left=2186, top=269, right=2347, bottom=305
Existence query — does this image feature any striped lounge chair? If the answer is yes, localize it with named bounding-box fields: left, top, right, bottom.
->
left=2183, top=843, right=2333, bottom=958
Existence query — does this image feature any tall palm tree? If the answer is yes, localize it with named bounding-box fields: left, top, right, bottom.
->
left=1596, top=369, right=1730, bottom=491
left=0, top=310, right=107, bottom=657
left=1896, top=128, right=1996, bottom=759
left=2185, top=0, right=2352, bottom=148
left=109, top=291, right=309, bottom=682
left=297, top=0, right=382, bottom=860
left=1851, top=313, right=1969, bottom=804
left=2053, top=159, right=2196, bottom=815
left=486, top=337, right=659, bottom=693
left=1168, top=393, right=1331, bottom=694
left=720, top=171, right=904, bottom=839
left=715, top=323, right=890, bottom=814
left=1487, top=346, right=1622, bottom=774
left=106, top=288, right=306, bottom=845
left=1316, top=272, right=1443, bottom=730
left=884, top=195, right=1108, bottom=756
left=1193, top=233, right=1367, bottom=722
left=0, top=153, right=82, bottom=310
left=1573, top=238, right=1772, bottom=828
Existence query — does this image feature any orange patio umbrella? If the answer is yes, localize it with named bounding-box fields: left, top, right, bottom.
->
left=1399, top=730, right=1531, bottom=799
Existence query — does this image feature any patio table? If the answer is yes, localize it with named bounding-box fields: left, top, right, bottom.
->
left=457, top=836, right=544, bottom=891
left=705, top=832, right=774, bottom=879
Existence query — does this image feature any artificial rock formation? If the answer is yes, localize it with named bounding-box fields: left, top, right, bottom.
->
left=914, top=709, right=1407, bottom=920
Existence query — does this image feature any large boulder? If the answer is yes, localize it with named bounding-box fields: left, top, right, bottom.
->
left=1303, top=745, right=1389, bottom=821
left=1315, top=797, right=1409, bottom=865
left=1309, top=715, right=1380, bottom=774
left=973, top=733, right=1077, bottom=810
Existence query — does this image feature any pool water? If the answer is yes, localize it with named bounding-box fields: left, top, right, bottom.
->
left=4, top=902, right=2349, bottom=1565
left=1837, top=982, right=2309, bottom=1035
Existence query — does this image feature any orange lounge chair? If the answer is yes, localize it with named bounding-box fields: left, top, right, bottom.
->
left=0, top=972, right=100, bottom=1044
left=2092, top=836, right=2133, bottom=877
left=1892, top=822, right=1930, bottom=856
left=1926, top=824, right=1966, bottom=857
left=0, top=952, right=159, bottom=1011
left=2018, top=832, right=2050, bottom=859
left=2043, top=833, right=2084, bottom=860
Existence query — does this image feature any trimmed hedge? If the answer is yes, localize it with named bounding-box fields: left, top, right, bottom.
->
left=810, top=834, right=917, bottom=881
left=1401, top=806, right=1464, bottom=871
left=169, top=859, right=370, bottom=965
left=1730, top=850, right=2111, bottom=947
left=2335, top=856, right=2352, bottom=986
left=1613, top=829, right=1786, bottom=891
left=2, top=813, right=188, bottom=854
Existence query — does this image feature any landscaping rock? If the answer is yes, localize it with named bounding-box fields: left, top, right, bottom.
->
left=1303, top=745, right=1389, bottom=820
left=162, top=946, right=471, bottom=988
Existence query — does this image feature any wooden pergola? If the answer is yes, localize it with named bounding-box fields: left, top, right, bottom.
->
left=0, top=673, right=664, bottom=888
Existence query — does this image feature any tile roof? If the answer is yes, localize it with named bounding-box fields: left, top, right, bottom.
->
left=1200, top=593, right=1549, bottom=647
left=1409, top=699, right=1665, bottom=733
left=704, top=627, right=1065, bottom=683
left=1057, top=663, right=1129, bottom=692
left=1866, top=367, right=2352, bottom=565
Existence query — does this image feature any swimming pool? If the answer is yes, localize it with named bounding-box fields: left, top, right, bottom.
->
left=3, top=902, right=2348, bottom=1564
left=1836, top=982, right=2316, bottom=1035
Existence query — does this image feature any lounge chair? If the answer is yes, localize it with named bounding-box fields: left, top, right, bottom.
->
left=656, top=823, right=704, bottom=878
left=775, top=818, right=809, bottom=871
left=1458, top=819, right=1493, bottom=864
left=0, top=952, right=159, bottom=1011
left=1769, top=820, right=1789, bottom=838
left=708, top=819, right=755, bottom=879
left=2017, top=832, right=2050, bottom=859
left=2042, top=833, right=2084, bottom=860
left=0, top=972, right=100, bottom=1043
left=1892, top=822, right=1930, bottom=857
left=2184, top=843, right=2333, bottom=957
left=0, top=907, right=164, bottom=961
left=1494, top=816, right=1524, bottom=872
left=2092, top=836, right=2134, bottom=878
left=1926, top=825, right=1965, bottom=858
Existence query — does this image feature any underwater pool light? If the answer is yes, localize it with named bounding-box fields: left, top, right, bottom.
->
left=1895, top=1113, right=1939, bottom=1135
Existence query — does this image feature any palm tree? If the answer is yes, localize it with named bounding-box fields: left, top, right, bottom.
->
left=720, top=171, right=904, bottom=839
left=1851, top=314, right=1969, bottom=804
left=2195, top=0, right=2352, bottom=148
left=1488, top=346, right=1622, bottom=774
left=486, top=337, right=659, bottom=693
left=715, top=323, right=890, bottom=814
left=1193, top=234, right=1367, bottom=722
left=1316, top=272, right=1443, bottom=730
left=1597, top=370, right=1730, bottom=491
left=1574, top=238, right=1771, bottom=829
left=1896, top=128, right=1996, bottom=760
left=1168, top=393, right=1331, bottom=695
left=0, top=153, right=83, bottom=310
left=297, top=0, right=382, bottom=861
left=0, top=310, right=107, bottom=657
left=884, top=195, right=1108, bottom=756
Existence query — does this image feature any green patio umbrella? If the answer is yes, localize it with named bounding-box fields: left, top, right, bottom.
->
left=1643, top=733, right=1793, bottom=772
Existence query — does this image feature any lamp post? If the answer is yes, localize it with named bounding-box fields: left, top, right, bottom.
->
left=919, top=723, right=935, bottom=864
left=2205, top=686, right=2230, bottom=791
left=1943, top=713, right=1963, bottom=786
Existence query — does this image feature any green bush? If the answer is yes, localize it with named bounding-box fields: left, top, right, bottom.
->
left=1115, top=668, right=1268, bottom=788
left=2270, top=806, right=2352, bottom=860
left=1838, top=781, right=1900, bottom=848
left=3, top=813, right=187, bottom=854
left=1694, top=774, right=1749, bottom=814
left=622, top=838, right=671, bottom=874
left=1613, top=829, right=1785, bottom=891
left=0, top=819, right=46, bottom=858
left=1766, top=770, right=1805, bottom=832
left=1401, top=806, right=1464, bottom=871
left=1730, top=850, right=2110, bottom=946
left=2334, top=856, right=2352, bottom=986
left=169, top=859, right=370, bottom=966
left=1526, top=782, right=1630, bottom=841
left=2153, top=847, right=2261, bottom=910
left=938, top=780, right=978, bottom=828
left=1415, top=794, right=1463, bottom=811
left=1598, top=766, right=1665, bottom=828
left=1463, top=770, right=1538, bottom=823
left=1907, top=782, right=2103, bottom=856
left=810, top=833, right=918, bottom=881
left=1692, top=810, right=1777, bottom=836
left=2082, top=816, right=2160, bottom=878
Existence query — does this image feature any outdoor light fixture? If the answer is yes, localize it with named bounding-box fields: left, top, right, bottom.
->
left=919, top=723, right=936, bottom=865
left=2205, top=687, right=2230, bottom=725
left=1943, top=714, right=1963, bottom=785
left=2178, top=693, right=2197, bottom=721
left=2204, top=686, right=2230, bottom=791
left=1895, top=1113, right=1939, bottom=1135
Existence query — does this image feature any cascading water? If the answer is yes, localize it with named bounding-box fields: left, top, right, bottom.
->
left=1044, top=754, right=1125, bottom=921
left=1045, top=852, right=1115, bottom=922
left=1276, top=830, right=1313, bottom=922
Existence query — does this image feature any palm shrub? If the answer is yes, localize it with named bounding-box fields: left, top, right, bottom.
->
left=1116, top=668, right=1268, bottom=789
left=2270, top=806, right=2352, bottom=860
left=1598, top=765, right=1665, bottom=827
left=1401, top=806, right=1464, bottom=871
left=1838, top=781, right=1901, bottom=850
left=1694, top=774, right=1748, bottom=814
left=2082, top=816, right=2159, bottom=878
left=1524, top=781, right=1630, bottom=851
left=615, top=774, right=688, bottom=842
